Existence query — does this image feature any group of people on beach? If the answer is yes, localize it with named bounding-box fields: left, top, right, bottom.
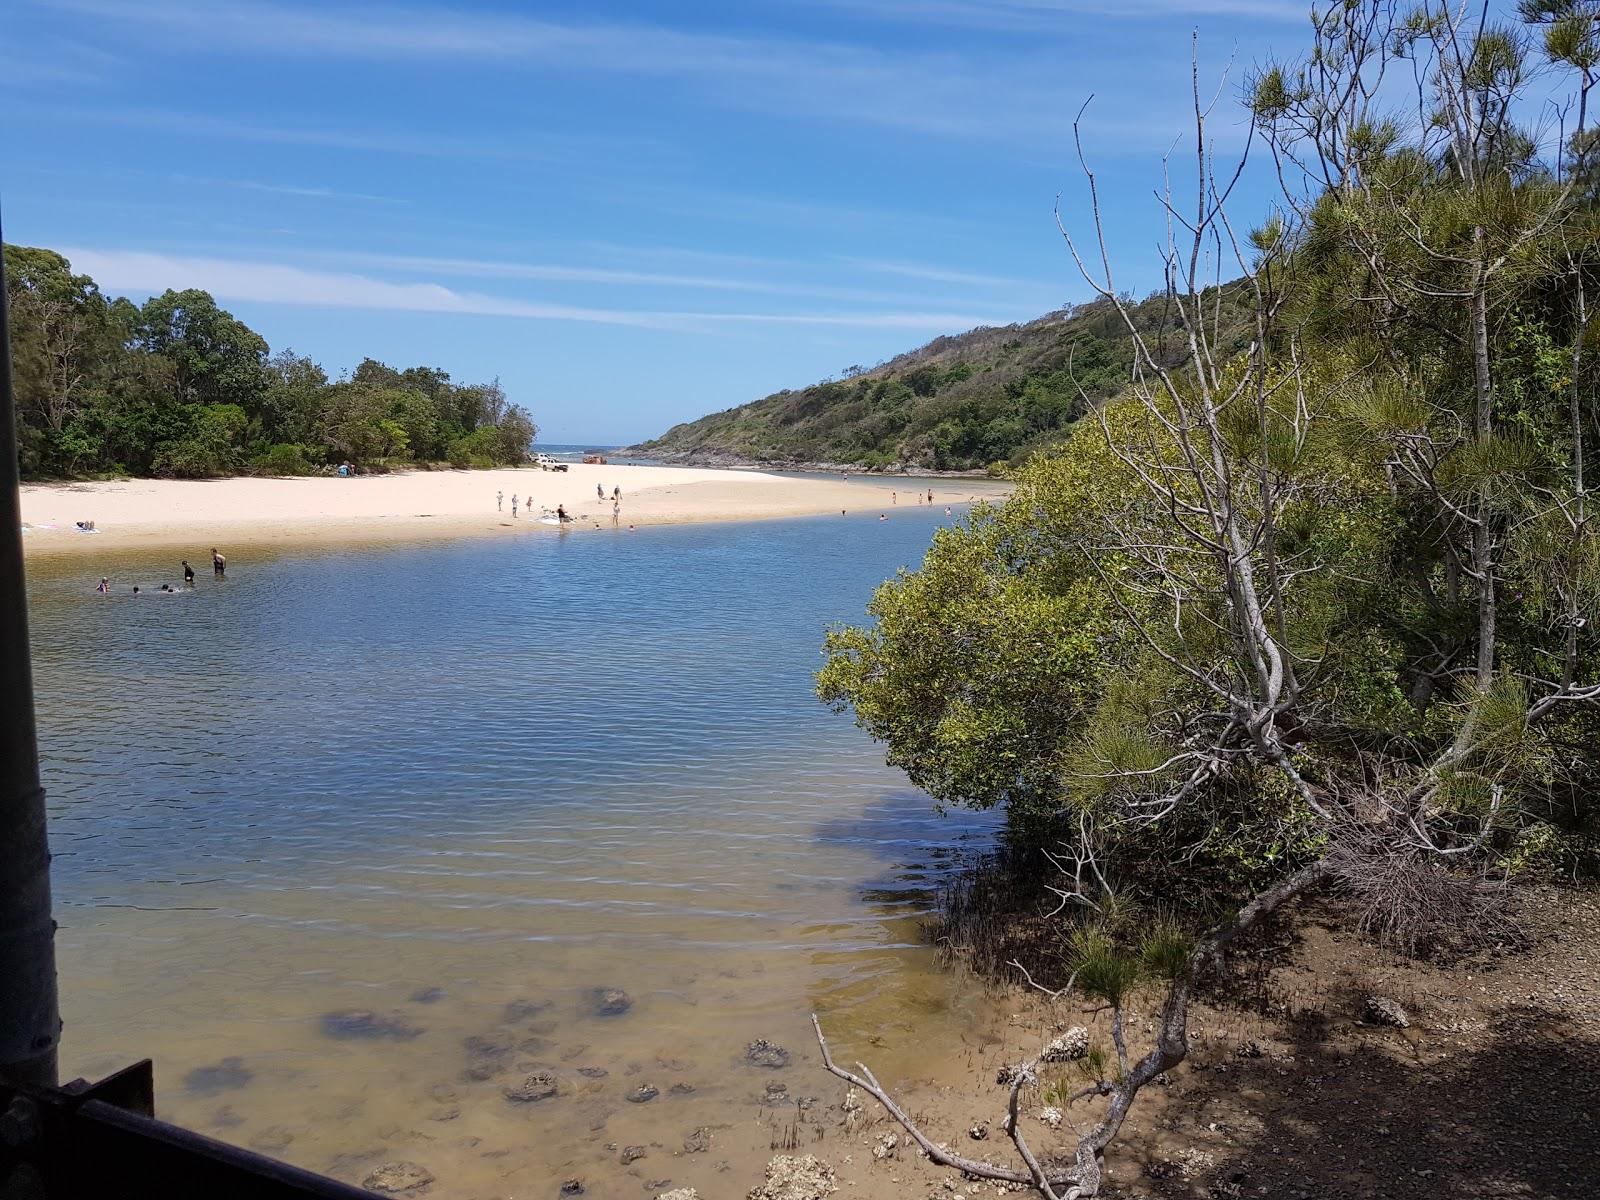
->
left=95, top=548, right=226, bottom=595
left=494, top=485, right=626, bottom=527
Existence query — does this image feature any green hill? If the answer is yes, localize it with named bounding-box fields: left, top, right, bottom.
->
left=629, top=289, right=1255, bottom=472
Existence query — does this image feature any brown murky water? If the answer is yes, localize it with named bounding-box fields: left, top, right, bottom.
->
left=28, top=510, right=1003, bottom=1196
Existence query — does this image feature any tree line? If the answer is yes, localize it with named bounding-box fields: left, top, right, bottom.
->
left=817, top=1, right=1600, bottom=1194
left=3, top=245, right=537, bottom=479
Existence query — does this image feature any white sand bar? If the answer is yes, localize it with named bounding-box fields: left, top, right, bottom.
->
left=20, top=464, right=966, bottom=557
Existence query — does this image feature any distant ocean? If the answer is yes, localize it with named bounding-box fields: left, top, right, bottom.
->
left=536, top=441, right=661, bottom=465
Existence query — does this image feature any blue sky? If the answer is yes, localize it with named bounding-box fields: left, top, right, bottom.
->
left=2, top=0, right=1311, bottom=443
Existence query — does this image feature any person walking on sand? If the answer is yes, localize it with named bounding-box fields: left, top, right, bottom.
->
left=597, top=483, right=605, bottom=503
left=211, top=548, right=226, bottom=577
left=927, top=488, right=934, bottom=504
left=497, top=490, right=503, bottom=512
left=556, top=503, right=569, bottom=523
left=891, top=491, right=897, bottom=504
left=612, top=499, right=620, bottom=526
left=612, top=485, right=621, bottom=501
left=511, top=494, right=519, bottom=518
left=182, top=560, right=195, bottom=586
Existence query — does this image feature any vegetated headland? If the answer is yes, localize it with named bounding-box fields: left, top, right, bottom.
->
left=621, top=287, right=1255, bottom=474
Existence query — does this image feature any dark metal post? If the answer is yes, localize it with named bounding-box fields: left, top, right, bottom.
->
left=0, top=217, right=61, bottom=1085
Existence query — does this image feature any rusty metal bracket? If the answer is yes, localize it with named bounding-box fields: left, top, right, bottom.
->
left=0, top=1063, right=374, bottom=1199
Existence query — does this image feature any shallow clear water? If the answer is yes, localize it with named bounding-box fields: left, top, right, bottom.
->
left=26, top=508, right=1001, bottom=1195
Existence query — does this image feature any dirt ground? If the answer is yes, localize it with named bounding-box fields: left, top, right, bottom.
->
left=797, top=884, right=1600, bottom=1200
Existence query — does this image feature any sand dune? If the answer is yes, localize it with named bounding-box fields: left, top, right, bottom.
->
left=19, top=463, right=974, bottom=556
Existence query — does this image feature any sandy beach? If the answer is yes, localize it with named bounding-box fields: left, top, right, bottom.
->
left=19, top=464, right=980, bottom=557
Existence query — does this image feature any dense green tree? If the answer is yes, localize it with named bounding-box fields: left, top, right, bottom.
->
left=818, top=5, right=1600, bottom=1195
left=3, top=250, right=538, bottom=478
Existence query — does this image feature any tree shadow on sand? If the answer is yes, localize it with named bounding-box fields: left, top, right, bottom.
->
left=1138, top=996, right=1600, bottom=1200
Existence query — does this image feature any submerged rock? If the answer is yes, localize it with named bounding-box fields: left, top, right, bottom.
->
left=409, top=986, right=446, bottom=1004
left=183, top=1057, right=253, bottom=1096
left=626, top=1084, right=660, bottom=1104
left=576, top=1066, right=609, bottom=1079
left=621, top=1145, right=648, bottom=1165
left=658, top=1190, right=699, bottom=1199
left=321, top=1010, right=423, bottom=1041
left=248, top=1126, right=294, bottom=1153
left=560, top=1181, right=585, bottom=1196
left=683, top=1127, right=711, bottom=1154
left=592, top=987, right=633, bottom=1017
left=504, top=998, right=554, bottom=1023
left=747, top=1155, right=837, bottom=1200
left=745, top=1039, right=791, bottom=1069
left=362, top=1161, right=434, bottom=1193
left=504, top=1071, right=560, bottom=1103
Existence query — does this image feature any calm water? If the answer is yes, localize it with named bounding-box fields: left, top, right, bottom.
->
left=26, top=507, right=1001, bottom=1196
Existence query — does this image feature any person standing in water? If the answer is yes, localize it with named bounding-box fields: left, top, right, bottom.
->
left=182, top=560, right=195, bottom=586
left=211, top=548, right=226, bottom=577
left=96, top=577, right=110, bottom=594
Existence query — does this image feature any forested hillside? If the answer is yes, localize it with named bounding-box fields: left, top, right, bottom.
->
left=2, top=245, right=536, bottom=479
left=631, top=289, right=1255, bottom=470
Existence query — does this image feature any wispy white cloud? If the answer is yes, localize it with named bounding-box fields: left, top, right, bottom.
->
left=841, top=257, right=1057, bottom=291
left=23, top=102, right=555, bottom=161
left=60, top=247, right=1017, bottom=333
left=786, top=0, right=1307, bottom=31
left=39, top=0, right=1186, bottom=143
left=297, top=248, right=1058, bottom=307
left=167, top=174, right=406, bottom=205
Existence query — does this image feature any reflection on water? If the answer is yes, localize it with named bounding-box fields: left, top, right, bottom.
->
left=28, top=509, right=1001, bottom=1196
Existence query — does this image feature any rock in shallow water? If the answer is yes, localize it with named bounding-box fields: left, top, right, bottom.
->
left=504, top=1071, right=560, bottom=1102
left=592, top=987, right=632, bottom=1017
left=745, top=1039, right=791, bottom=1069
left=321, top=1010, right=424, bottom=1041
left=504, top=998, right=553, bottom=1023
left=183, top=1056, right=253, bottom=1097
left=621, top=1145, right=647, bottom=1165
left=626, top=1084, right=659, bottom=1104
left=361, top=1161, right=434, bottom=1193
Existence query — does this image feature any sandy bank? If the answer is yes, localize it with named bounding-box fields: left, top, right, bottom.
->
left=20, top=464, right=989, bottom=557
